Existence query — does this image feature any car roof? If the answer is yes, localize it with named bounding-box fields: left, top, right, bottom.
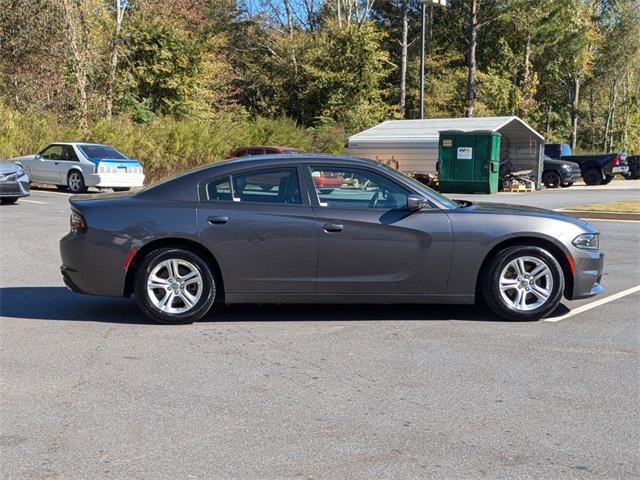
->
left=216, top=153, right=382, bottom=169
left=234, top=146, right=304, bottom=150
left=46, top=142, right=113, bottom=147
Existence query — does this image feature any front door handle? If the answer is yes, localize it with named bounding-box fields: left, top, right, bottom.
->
left=322, top=223, right=343, bottom=233
left=208, top=216, right=228, bottom=225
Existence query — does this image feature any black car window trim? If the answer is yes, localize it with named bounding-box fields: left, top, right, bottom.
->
left=200, top=165, right=310, bottom=207
left=306, top=164, right=434, bottom=211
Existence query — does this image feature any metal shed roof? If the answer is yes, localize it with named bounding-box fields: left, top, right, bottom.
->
left=348, top=116, right=544, bottom=145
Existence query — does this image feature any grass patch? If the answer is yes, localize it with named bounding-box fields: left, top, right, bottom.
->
left=571, top=200, right=640, bottom=213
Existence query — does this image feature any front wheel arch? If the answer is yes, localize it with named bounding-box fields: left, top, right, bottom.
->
left=475, top=237, right=573, bottom=302
left=124, top=238, right=225, bottom=302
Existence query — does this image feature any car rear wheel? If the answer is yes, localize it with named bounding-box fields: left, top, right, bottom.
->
left=67, top=171, right=87, bottom=193
left=481, top=246, right=564, bottom=321
left=134, top=248, right=216, bottom=324
left=583, top=168, right=603, bottom=186
left=542, top=171, right=561, bottom=188
left=1, top=197, right=18, bottom=205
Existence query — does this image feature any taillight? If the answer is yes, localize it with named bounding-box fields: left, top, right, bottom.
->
left=70, top=211, right=86, bottom=232
left=613, top=155, right=620, bottom=166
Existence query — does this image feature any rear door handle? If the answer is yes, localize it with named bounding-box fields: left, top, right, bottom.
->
left=322, top=223, right=343, bottom=233
left=208, top=216, right=228, bottom=225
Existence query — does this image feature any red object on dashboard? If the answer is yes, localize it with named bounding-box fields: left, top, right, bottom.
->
left=312, top=172, right=343, bottom=188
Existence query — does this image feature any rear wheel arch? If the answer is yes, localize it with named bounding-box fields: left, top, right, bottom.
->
left=476, top=236, right=574, bottom=300
left=124, top=238, right=225, bottom=301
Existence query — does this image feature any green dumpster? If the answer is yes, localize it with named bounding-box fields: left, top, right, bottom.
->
left=438, top=130, right=501, bottom=193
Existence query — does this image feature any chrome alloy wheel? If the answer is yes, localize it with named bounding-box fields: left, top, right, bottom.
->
left=68, top=172, right=82, bottom=192
left=498, top=256, right=554, bottom=311
left=146, top=259, right=203, bottom=314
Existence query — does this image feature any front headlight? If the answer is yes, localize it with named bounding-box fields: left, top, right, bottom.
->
left=16, top=165, right=25, bottom=176
left=561, top=164, right=572, bottom=171
left=573, top=233, right=599, bottom=250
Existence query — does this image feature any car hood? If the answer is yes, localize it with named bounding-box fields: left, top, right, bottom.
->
left=0, top=160, right=20, bottom=174
left=455, top=201, right=596, bottom=231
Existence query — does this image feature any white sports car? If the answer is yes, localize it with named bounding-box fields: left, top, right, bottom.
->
left=12, top=143, right=145, bottom=193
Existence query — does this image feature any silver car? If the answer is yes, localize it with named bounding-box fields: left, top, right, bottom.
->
left=0, top=160, right=30, bottom=204
left=12, top=143, right=145, bottom=193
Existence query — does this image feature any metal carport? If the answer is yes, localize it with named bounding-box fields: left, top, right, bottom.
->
left=344, top=116, right=545, bottom=188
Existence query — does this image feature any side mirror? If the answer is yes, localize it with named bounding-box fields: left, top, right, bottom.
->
left=407, top=195, right=428, bottom=211
left=35, top=154, right=42, bottom=160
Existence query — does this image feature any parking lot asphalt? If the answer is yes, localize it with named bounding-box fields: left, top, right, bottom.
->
left=1, top=187, right=639, bottom=479
left=446, top=179, right=640, bottom=210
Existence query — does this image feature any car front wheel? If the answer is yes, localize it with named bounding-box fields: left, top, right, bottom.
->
left=1, top=197, right=18, bottom=205
left=67, top=171, right=87, bottom=193
left=134, top=247, right=216, bottom=324
left=542, top=171, right=561, bottom=188
left=481, top=246, right=564, bottom=321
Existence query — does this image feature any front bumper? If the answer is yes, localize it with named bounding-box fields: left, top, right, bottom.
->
left=0, top=174, right=30, bottom=198
left=567, top=248, right=605, bottom=300
left=561, top=171, right=582, bottom=184
left=85, top=172, right=145, bottom=188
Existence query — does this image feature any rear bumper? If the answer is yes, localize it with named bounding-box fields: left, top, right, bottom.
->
left=59, top=230, right=128, bottom=297
left=85, top=173, right=145, bottom=188
left=611, top=166, right=628, bottom=175
left=567, top=249, right=605, bottom=300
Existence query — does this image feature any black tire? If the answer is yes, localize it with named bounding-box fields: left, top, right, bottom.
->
left=560, top=182, right=573, bottom=188
left=601, top=175, right=614, bottom=185
left=1, top=197, right=18, bottom=205
left=542, top=171, right=561, bottom=188
left=67, top=170, right=87, bottom=193
left=112, top=187, right=131, bottom=192
left=583, top=168, right=603, bottom=186
left=481, top=245, right=564, bottom=321
left=134, top=247, right=216, bottom=324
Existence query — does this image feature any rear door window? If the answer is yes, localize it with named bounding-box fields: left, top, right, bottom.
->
left=205, top=167, right=302, bottom=205
left=206, top=177, right=233, bottom=201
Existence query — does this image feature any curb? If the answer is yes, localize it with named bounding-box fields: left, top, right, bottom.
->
left=558, top=210, right=640, bottom=221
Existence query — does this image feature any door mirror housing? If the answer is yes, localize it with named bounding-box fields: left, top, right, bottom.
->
left=35, top=154, right=42, bottom=160
left=407, top=195, right=429, bottom=211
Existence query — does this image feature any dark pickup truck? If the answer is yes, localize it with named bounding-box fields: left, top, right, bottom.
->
left=542, top=155, right=582, bottom=188
left=544, top=143, right=629, bottom=185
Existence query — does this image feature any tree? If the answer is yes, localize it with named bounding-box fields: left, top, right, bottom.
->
left=106, top=0, right=128, bottom=119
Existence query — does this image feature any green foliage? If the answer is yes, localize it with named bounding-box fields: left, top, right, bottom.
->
left=0, top=102, right=346, bottom=182
left=300, top=21, right=395, bottom=132
left=2, top=0, right=640, bottom=178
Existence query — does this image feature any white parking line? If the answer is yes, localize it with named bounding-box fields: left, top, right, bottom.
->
left=20, top=199, right=46, bottom=205
left=545, top=285, right=640, bottom=322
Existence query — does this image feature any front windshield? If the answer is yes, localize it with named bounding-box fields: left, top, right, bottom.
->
left=379, top=163, right=459, bottom=209
left=79, top=144, right=128, bottom=160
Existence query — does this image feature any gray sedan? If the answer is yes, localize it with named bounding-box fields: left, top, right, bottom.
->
left=0, top=160, right=30, bottom=204
left=59, top=154, right=604, bottom=324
